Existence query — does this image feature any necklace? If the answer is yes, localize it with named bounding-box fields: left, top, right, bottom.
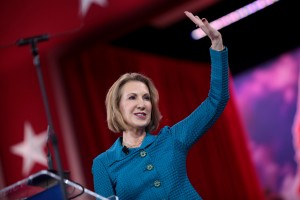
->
left=122, top=134, right=145, bottom=148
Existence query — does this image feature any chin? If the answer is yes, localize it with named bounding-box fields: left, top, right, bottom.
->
left=134, top=123, right=149, bottom=129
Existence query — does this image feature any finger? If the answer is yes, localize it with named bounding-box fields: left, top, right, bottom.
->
left=200, top=18, right=218, bottom=35
left=201, top=18, right=211, bottom=28
left=195, top=16, right=200, bottom=27
left=195, top=16, right=205, bottom=28
left=184, top=11, right=204, bottom=27
left=194, top=16, right=211, bottom=35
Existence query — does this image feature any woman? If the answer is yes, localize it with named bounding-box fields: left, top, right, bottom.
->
left=92, top=11, right=229, bottom=199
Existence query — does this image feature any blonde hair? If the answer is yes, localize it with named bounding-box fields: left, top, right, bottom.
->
left=105, top=73, right=161, bottom=133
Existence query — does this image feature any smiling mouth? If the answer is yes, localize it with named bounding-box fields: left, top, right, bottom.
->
left=134, top=113, right=147, bottom=119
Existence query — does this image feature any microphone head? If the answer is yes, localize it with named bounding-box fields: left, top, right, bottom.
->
left=122, top=146, right=129, bottom=155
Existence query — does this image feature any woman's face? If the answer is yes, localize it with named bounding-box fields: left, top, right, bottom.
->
left=119, top=81, right=152, bottom=131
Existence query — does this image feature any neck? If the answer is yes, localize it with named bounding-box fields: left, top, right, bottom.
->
left=122, top=131, right=146, bottom=148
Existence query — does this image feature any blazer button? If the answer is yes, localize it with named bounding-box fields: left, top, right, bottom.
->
left=146, top=164, right=153, bottom=171
left=154, top=180, right=161, bottom=187
left=140, top=151, right=147, bottom=157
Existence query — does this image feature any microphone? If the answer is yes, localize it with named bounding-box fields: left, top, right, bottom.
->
left=16, top=34, right=49, bottom=46
left=122, top=146, right=129, bottom=155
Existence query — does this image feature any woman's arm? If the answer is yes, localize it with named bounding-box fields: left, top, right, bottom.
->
left=92, top=156, right=115, bottom=198
left=169, top=12, right=229, bottom=148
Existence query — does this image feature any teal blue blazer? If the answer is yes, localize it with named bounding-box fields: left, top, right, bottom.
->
left=92, top=47, right=229, bottom=200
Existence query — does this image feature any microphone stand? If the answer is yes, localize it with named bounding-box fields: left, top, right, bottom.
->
left=17, top=35, right=67, bottom=200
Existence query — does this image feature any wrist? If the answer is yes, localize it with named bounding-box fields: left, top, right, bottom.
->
left=211, top=40, right=224, bottom=51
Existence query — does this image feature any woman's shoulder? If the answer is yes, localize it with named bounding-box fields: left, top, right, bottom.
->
left=93, top=138, right=121, bottom=163
left=93, top=150, right=108, bottom=165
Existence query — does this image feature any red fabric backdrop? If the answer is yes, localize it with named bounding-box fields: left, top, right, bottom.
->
left=54, top=42, right=265, bottom=199
left=0, top=0, right=265, bottom=199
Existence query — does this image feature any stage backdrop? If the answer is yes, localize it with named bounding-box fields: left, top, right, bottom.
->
left=0, top=0, right=219, bottom=191
left=0, top=0, right=265, bottom=199
left=233, top=47, right=300, bottom=199
left=52, top=42, right=265, bottom=199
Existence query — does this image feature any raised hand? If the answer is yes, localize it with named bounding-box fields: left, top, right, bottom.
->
left=184, top=11, right=224, bottom=51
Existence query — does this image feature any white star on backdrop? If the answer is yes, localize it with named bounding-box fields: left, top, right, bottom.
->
left=10, top=122, right=48, bottom=176
left=80, top=0, right=108, bottom=16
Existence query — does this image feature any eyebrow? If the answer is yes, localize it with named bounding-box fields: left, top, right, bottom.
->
left=125, top=92, right=150, bottom=96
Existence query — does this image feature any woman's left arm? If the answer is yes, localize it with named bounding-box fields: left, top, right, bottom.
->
left=170, top=12, right=229, bottom=147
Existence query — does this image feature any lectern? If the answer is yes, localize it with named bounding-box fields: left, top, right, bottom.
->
left=0, top=170, right=118, bottom=200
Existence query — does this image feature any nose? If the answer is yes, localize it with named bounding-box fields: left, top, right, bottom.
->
left=137, top=98, right=145, bottom=109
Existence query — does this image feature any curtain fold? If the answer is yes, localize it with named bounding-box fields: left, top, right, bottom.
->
left=56, top=43, right=265, bottom=199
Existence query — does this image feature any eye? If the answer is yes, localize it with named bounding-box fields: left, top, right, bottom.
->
left=144, top=95, right=151, bottom=101
left=128, top=95, right=136, bottom=100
